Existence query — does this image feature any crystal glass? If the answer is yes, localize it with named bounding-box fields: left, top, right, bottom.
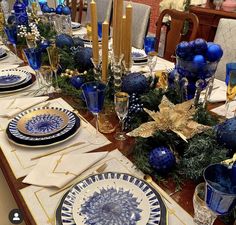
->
left=81, top=81, right=106, bottom=145
left=24, top=47, right=43, bottom=88
left=114, top=92, right=129, bottom=141
left=47, top=45, right=61, bottom=93
left=40, top=65, right=53, bottom=94
left=4, top=26, right=17, bottom=55
left=193, top=183, right=217, bottom=225
left=144, top=36, right=156, bottom=54
left=147, top=51, right=158, bottom=85
left=86, top=22, right=92, bottom=45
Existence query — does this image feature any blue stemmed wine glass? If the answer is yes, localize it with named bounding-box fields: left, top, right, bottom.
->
left=24, top=48, right=43, bottom=89
left=144, top=36, right=156, bottom=54
left=81, top=81, right=106, bottom=145
left=4, top=26, right=17, bottom=55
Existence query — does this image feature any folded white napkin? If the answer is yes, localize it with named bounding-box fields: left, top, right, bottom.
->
left=0, top=64, right=19, bottom=70
left=23, top=152, right=108, bottom=188
left=0, top=96, right=49, bottom=117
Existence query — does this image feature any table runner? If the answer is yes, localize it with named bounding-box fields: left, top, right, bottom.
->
left=0, top=98, right=111, bottom=179
left=20, top=149, right=194, bottom=225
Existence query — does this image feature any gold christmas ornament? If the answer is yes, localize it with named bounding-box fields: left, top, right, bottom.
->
left=127, top=96, right=210, bottom=142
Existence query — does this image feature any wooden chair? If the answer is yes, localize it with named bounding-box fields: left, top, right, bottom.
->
left=214, top=18, right=236, bottom=81
left=66, top=0, right=84, bottom=23
left=155, top=9, right=199, bottom=61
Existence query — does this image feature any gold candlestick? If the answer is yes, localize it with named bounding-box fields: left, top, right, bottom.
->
left=90, top=0, right=99, bottom=66
left=124, top=3, right=133, bottom=69
left=102, top=21, right=109, bottom=83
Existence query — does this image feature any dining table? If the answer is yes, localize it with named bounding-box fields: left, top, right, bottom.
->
left=0, top=31, right=230, bottom=225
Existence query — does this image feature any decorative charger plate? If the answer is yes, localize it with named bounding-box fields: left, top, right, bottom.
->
left=0, top=69, right=28, bottom=87
left=58, top=172, right=167, bottom=225
left=72, top=22, right=81, bottom=30
left=6, top=107, right=80, bottom=147
left=0, top=52, right=8, bottom=61
left=17, top=108, right=70, bottom=137
left=132, top=51, right=147, bottom=61
left=0, top=69, right=34, bottom=93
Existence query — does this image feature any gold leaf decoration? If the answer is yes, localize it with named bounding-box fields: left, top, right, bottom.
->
left=127, top=96, right=211, bottom=142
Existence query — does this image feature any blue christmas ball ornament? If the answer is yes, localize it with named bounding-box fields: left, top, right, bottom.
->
left=74, top=47, right=94, bottom=73
left=49, top=7, right=55, bottom=13
left=193, top=55, right=206, bottom=66
left=73, top=37, right=84, bottom=48
left=121, top=73, right=148, bottom=94
left=70, top=75, right=85, bottom=89
left=42, top=4, right=50, bottom=13
left=62, top=6, right=71, bottom=15
left=216, top=117, right=236, bottom=151
left=56, top=34, right=74, bottom=48
left=176, top=41, right=191, bottom=59
left=194, top=38, right=208, bottom=55
left=39, top=40, right=50, bottom=52
left=149, top=146, right=176, bottom=174
left=56, top=4, right=63, bottom=14
left=206, top=44, right=223, bottom=62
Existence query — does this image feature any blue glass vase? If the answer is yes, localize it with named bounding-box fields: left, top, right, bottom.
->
left=13, top=0, right=28, bottom=25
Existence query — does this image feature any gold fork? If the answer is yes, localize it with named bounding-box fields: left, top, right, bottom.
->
left=49, top=163, right=107, bottom=197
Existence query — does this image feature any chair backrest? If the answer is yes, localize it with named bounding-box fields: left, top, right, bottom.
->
left=66, top=0, right=84, bottom=23
left=124, top=1, right=151, bottom=49
left=155, top=9, right=199, bottom=61
left=86, top=0, right=113, bottom=23
left=214, top=18, right=236, bottom=81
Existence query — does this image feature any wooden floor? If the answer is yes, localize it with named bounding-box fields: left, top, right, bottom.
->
left=0, top=169, right=25, bottom=225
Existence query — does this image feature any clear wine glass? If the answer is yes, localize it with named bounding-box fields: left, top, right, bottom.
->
left=81, top=81, right=106, bottom=145
left=47, top=45, right=61, bottom=93
left=114, top=92, right=129, bottom=141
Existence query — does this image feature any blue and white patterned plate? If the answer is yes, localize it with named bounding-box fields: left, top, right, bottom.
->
left=60, top=172, right=166, bottom=225
left=132, top=51, right=147, bottom=61
left=8, top=107, right=76, bottom=143
left=17, top=108, right=70, bottom=137
left=0, top=69, right=28, bottom=87
left=0, top=69, right=31, bottom=88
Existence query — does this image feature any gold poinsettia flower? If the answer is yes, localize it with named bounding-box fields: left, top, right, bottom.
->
left=127, top=96, right=211, bottom=142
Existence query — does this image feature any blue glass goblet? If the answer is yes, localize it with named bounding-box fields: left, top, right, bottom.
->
left=24, top=48, right=43, bottom=89
left=98, top=22, right=103, bottom=39
left=4, top=26, right=17, bottom=55
left=81, top=81, right=106, bottom=145
left=144, top=36, right=156, bottom=54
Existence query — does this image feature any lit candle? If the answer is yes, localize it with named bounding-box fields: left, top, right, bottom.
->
left=90, top=0, right=99, bottom=66
left=121, top=15, right=126, bottom=56
left=124, top=3, right=132, bottom=69
left=102, top=20, right=109, bottom=83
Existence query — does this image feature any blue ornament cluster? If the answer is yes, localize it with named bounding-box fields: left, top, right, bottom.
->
left=216, top=117, right=236, bottom=151
left=170, top=39, right=223, bottom=99
left=124, top=93, right=143, bottom=130
left=42, top=3, right=71, bottom=15
left=149, top=146, right=176, bottom=174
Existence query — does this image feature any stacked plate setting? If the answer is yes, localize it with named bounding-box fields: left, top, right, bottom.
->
left=0, top=47, right=8, bottom=60
left=0, top=69, right=36, bottom=94
left=132, top=51, right=148, bottom=65
left=56, top=172, right=167, bottom=225
left=6, top=107, right=81, bottom=147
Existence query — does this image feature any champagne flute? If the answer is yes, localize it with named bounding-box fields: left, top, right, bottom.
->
left=225, top=70, right=236, bottom=118
left=47, top=45, right=61, bottom=93
left=114, top=92, right=129, bottom=141
left=81, top=81, right=106, bottom=145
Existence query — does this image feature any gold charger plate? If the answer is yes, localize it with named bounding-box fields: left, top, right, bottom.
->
left=17, top=108, right=70, bottom=137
